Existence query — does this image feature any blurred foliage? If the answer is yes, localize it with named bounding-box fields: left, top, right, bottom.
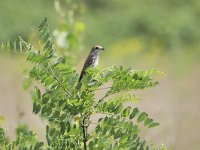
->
left=53, top=0, right=84, bottom=50
left=0, top=125, right=44, bottom=150
left=84, top=0, right=200, bottom=50
left=1, top=0, right=200, bottom=52
left=0, top=0, right=56, bottom=41
left=0, top=17, right=164, bottom=149
left=24, top=0, right=85, bottom=65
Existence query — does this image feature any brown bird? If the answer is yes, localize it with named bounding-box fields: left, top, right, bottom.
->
left=79, top=45, right=105, bottom=82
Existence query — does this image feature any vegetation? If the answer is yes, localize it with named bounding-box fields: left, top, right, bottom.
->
left=1, top=1, right=200, bottom=150
left=0, top=17, right=165, bottom=149
left=2, top=0, right=200, bottom=51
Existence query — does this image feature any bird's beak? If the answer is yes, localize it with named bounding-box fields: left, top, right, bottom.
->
left=101, top=47, right=105, bottom=50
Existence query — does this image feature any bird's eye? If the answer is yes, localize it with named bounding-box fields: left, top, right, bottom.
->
left=95, top=46, right=99, bottom=49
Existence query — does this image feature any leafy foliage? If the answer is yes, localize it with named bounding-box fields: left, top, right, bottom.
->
left=53, top=0, right=84, bottom=64
left=0, top=125, right=44, bottom=150
left=84, top=0, right=200, bottom=49
left=0, top=17, right=165, bottom=150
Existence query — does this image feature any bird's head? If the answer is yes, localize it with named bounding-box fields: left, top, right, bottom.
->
left=91, top=45, right=105, bottom=52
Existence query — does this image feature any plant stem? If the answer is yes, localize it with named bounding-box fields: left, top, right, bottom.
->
left=46, top=63, right=73, bottom=98
left=93, top=86, right=111, bottom=91
left=81, top=117, right=87, bottom=150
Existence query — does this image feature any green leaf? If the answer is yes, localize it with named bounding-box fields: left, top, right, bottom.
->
left=49, top=128, right=56, bottom=136
left=32, top=87, right=41, bottom=103
left=35, top=87, right=41, bottom=100
left=114, top=129, right=123, bottom=139
left=43, top=40, right=53, bottom=51
left=89, top=141, right=94, bottom=149
left=119, top=134, right=129, bottom=144
left=46, top=125, right=51, bottom=145
left=41, top=106, right=47, bottom=116
left=144, top=118, right=153, bottom=126
left=137, top=112, right=148, bottom=123
left=121, top=106, right=131, bottom=117
left=129, top=108, right=139, bottom=119
left=33, top=103, right=41, bottom=114
left=115, top=104, right=123, bottom=114
left=33, top=142, right=43, bottom=149
left=38, top=17, right=47, bottom=31
left=148, top=122, right=160, bottom=128
left=42, top=96, right=49, bottom=104
left=60, top=122, right=65, bottom=135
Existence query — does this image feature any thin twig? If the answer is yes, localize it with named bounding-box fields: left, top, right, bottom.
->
left=93, top=94, right=109, bottom=110
left=99, top=95, right=107, bottom=103
left=93, top=86, right=112, bottom=91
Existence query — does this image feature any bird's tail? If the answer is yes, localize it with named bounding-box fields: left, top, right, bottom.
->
left=75, top=81, right=82, bottom=89
left=79, top=70, right=85, bottom=82
left=76, top=70, right=86, bottom=89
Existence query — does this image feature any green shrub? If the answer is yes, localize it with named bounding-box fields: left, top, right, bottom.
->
left=0, top=17, right=166, bottom=150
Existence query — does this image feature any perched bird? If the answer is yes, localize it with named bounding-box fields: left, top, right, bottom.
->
left=79, top=45, right=105, bottom=82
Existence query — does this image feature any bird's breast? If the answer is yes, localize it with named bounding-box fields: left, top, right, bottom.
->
left=93, top=55, right=99, bottom=67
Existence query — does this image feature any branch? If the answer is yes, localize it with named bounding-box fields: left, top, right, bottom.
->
left=93, top=94, right=109, bottom=110
left=98, top=95, right=107, bottom=103
left=81, top=117, right=88, bottom=150
left=45, top=64, right=83, bottom=116
left=46, top=63, right=73, bottom=98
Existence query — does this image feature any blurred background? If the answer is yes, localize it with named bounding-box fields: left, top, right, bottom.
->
left=0, top=0, right=200, bottom=149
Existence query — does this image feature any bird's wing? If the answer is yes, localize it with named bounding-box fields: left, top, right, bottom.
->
left=79, top=54, right=96, bottom=82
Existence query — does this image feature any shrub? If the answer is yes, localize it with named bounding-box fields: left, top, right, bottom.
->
left=0, top=18, right=165, bottom=150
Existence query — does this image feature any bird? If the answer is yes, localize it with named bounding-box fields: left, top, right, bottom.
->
left=78, top=45, right=105, bottom=82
